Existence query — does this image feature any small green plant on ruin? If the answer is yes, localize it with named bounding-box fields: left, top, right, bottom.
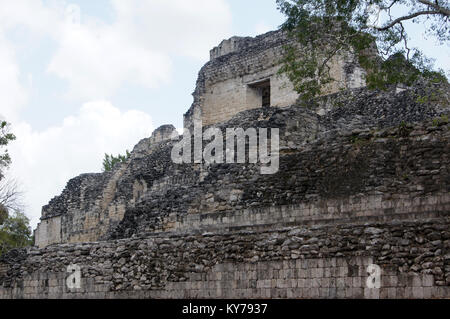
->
left=350, top=135, right=370, bottom=148
left=416, top=95, right=429, bottom=105
left=416, top=89, right=447, bottom=105
left=102, top=150, right=131, bottom=172
left=432, top=115, right=449, bottom=127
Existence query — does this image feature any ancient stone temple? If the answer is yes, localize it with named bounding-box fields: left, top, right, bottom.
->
left=34, top=29, right=368, bottom=248
left=1, top=29, right=449, bottom=299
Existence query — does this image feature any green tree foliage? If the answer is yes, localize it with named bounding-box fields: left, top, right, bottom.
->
left=276, top=0, right=449, bottom=101
left=0, top=204, right=7, bottom=226
left=102, top=150, right=131, bottom=172
left=0, top=121, right=16, bottom=179
left=0, top=121, right=21, bottom=213
left=0, top=210, right=33, bottom=256
left=0, top=120, right=33, bottom=256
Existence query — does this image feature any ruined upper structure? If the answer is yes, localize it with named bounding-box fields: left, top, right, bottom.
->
left=4, top=29, right=448, bottom=299
left=34, top=124, right=179, bottom=247
left=184, top=30, right=367, bottom=128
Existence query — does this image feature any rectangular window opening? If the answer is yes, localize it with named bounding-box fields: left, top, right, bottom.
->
left=248, top=79, right=271, bottom=108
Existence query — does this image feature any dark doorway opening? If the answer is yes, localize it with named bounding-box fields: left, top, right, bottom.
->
left=248, top=79, right=271, bottom=108
left=261, top=85, right=270, bottom=107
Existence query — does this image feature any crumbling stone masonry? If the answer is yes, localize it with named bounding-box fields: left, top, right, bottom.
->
left=0, top=29, right=449, bottom=299
left=184, top=29, right=367, bottom=128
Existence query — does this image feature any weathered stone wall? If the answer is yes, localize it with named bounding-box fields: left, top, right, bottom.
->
left=34, top=83, right=449, bottom=247
left=34, top=216, right=61, bottom=248
left=34, top=125, right=178, bottom=248
left=1, top=214, right=449, bottom=299
left=184, top=30, right=367, bottom=128
left=110, top=84, right=449, bottom=240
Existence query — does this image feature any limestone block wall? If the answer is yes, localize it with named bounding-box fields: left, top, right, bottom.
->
left=1, top=214, right=449, bottom=299
left=210, top=36, right=252, bottom=60
left=201, top=69, right=299, bottom=127
left=1, top=258, right=448, bottom=299
left=156, top=193, right=450, bottom=236
left=34, top=170, right=129, bottom=248
left=34, top=216, right=61, bottom=248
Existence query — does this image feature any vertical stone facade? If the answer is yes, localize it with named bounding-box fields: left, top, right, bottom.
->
left=33, top=125, right=177, bottom=248
left=34, top=216, right=61, bottom=248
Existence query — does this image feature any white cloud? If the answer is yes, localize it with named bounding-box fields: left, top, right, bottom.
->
left=0, top=0, right=61, bottom=35
left=0, top=31, right=28, bottom=122
left=8, top=101, right=154, bottom=228
left=47, top=20, right=173, bottom=100
left=0, top=0, right=232, bottom=101
left=111, top=0, right=232, bottom=60
left=49, top=0, right=231, bottom=100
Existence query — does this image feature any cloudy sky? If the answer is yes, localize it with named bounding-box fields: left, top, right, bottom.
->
left=0, top=0, right=448, bottom=229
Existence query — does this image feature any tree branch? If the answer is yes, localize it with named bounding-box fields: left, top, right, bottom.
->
left=399, top=22, right=411, bottom=60
left=374, top=10, right=446, bottom=31
left=417, top=0, right=450, bottom=16
left=379, top=0, right=400, bottom=10
left=0, top=178, right=23, bottom=212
